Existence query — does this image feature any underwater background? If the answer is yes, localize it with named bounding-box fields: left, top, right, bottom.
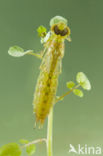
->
left=0, top=0, right=103, bottom=155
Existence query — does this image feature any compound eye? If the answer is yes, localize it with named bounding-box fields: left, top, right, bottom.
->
left=54, top=25, right=60, bottom=35
left=53, top=25, right=69, bottom=36
left=60, top=28, right=68, bottom=36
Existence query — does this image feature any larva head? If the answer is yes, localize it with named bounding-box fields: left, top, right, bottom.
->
left=50, top=16, right=71, bottom=39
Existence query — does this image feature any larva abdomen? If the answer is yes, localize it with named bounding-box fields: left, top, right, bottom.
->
left=33, top=39, right=64, bottom=125
left=33, top=70, right=58, bottom=124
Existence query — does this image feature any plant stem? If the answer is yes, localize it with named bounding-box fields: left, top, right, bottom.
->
left=21, top=138, right=46, bottom=148
left=46, top=84, right=80, bottom=156
left=55, top=84, right=80, bottom=103
left=27, top=51, right=42, bottom=59
left=47, top=107, right=53, bottom=156
left=22, top=84, right=80, bottom=155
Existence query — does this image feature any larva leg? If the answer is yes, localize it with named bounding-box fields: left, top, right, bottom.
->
left=66, top=35, right=72, bottom=42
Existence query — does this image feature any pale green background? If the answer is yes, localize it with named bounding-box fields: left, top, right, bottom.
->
left=0, top=0, right=103, bottom=156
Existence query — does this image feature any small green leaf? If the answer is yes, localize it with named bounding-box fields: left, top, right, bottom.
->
left=0, top=143, right=21, bottom=156
left=19, top=139, right=29, bottom=144
left=50, top=16, right=68, bottom=26
left=8, top=46, right=33, bottom=57
left=26, top=144, right=36, bottom=156
left=37, top=25, right=47, bottom=37
left=73, top=89, right=84, bottom=97
left=66, top=81, right=75, bottom=89
left=8, top=46, right=25, bottom=57
left=76, top=72, right=91, bottom=90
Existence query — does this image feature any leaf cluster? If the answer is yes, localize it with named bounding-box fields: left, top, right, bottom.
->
left=37, top=25, right=47, bottom=38
left=0, top=139, right=36, bottom=156
left=66, top=72, right=91, bottom=98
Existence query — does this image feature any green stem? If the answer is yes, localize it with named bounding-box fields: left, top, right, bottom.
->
left=55, top=84, right=80, bottom=103
left=47, top=107, right=53, bottom=156
left=21, top=138, right=46, bottom=149
left=27, top=51, right=42, bottom=59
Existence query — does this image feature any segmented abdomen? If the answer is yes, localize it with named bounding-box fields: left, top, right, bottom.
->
left=33, top=70, right=58, bottom=124
left=33, top=39, right=64, bottom=124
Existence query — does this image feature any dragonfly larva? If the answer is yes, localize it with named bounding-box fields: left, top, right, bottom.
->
left=33, top=16, right=71, bottom=126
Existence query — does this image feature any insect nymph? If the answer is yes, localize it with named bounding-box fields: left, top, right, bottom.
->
left=7, top=15, right=91, bottom=156
left=33, top=16, right=71, bottom=125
